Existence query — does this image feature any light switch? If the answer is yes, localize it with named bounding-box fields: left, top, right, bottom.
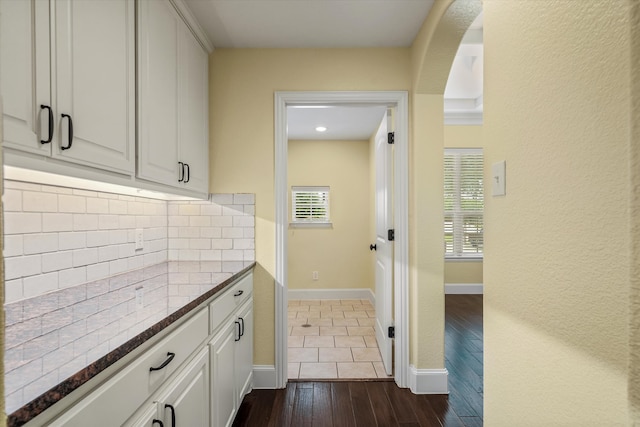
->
left=492, top=161, right=506, bottom=196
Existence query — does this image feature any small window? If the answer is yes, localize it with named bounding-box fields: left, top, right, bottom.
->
left=291, top=186, right=331, bottom=227
left=444, top=149, right=483, bottom=258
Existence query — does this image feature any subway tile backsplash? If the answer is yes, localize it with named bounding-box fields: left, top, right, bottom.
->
left=167, top=194, right=255, bottom=264
left=2, top=179, right=255, bottom=412
left=2, top=180, right=255, bottom=304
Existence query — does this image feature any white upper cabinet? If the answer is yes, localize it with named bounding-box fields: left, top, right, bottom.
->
left=53, top=0, right=135, bottom=173
left=137, top=0, right=209, bottom=194
left=178, top=21, right=209, bottom=194
left=1, top=0, right=51, bottom=155
left=0, top=0, right=135, bottom=175
left=136, top=0, right=180, bottom=187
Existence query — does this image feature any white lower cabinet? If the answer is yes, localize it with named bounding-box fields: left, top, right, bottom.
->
left=36, top=272, right=254, bottom=427
left=235, top=301, right=254, bottom=405
left=125, top=347, right=209, bottom=427
left=210, top=296, right=254, bottom=427
left=210, top=320, right=238, bottom=427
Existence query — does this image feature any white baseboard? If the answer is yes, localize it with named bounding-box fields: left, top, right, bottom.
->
left=409, top=366, right=449, bottom=394
left=445, top=283, right=483, bottom=294
left=252, top=365, right=277, bottom=389
left=288, top=288, right=375, bottom=305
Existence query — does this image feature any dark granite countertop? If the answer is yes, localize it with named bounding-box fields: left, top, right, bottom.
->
left=6, top=261, right=255, bottom=427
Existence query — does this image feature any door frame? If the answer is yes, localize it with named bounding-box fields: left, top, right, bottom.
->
left=274, top=91, right=409, bottom=388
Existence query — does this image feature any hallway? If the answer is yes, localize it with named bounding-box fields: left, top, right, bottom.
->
left=234, top=294, right=484, bottom=426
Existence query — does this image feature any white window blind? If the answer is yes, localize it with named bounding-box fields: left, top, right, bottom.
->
left=291, top=186, right=330, bottom=224
left=444, top=149, right=483, bottom=257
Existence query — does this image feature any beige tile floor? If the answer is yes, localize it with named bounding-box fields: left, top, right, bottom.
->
left=287, top=299, right=392, bottom=380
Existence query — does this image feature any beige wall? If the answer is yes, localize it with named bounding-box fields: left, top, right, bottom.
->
left=368, top=124, right=377, bottom=293
left=407, top=0, right=480, bottom=370
left=483, top=0, right=633, bottom=424
left=444, top=125, right=483, bottom=284
left=209, top=48, right=411, bottom=365
left=287, top=139, right=373, bottom=291
left=631, top=1, right=640, bottom=420
left=409, top=94, right=445, bottom=368
left=444, top=260, right=482, bottom=284
left=1, top=96, right=6, bottom=424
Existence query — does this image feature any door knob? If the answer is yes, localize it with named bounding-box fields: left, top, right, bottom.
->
left=369, top=244, right=377, bottom=251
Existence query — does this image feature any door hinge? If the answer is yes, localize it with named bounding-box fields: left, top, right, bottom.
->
left=388, top=229, right=395, bottom=241
left=388, top=326, right=395, bottom=338
left=387, top=132, right=395, bottom=144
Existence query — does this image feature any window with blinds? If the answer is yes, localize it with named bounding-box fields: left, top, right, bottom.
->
left=291, top=186, right=331, bottom=225
left=444, top=149, right=483, bottom=258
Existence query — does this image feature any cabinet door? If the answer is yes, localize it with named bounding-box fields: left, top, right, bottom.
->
left=53, top=0, right=135, bottom=174
left=137, top=0, right=180, bottom=187
left=125, top=348, right=209, bottom=427
left=0, top=0, right=51, bottom=154
left=210, top=321, right=238, bottom=427
left=123, top=403, right=161, bottom=427
left=160, top=348, right=210, bottom=427
left=178, top=24, right=209, bottom=194
left=235, top=301, right=253, bottom=404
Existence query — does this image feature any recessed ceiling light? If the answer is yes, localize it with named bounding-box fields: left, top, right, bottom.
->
left=315, top=126, right=327, bottom=132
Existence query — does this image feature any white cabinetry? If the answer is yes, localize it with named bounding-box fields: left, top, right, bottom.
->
left=137, top=0, right=209, bottom=194
left=235, top=301, right=254, bottom=405
left=125, top=348, right=210, bottom=427
left=209, top=276, right=254, bottom=427
left=210, top=321, right=238, bottom=427
left=159, top=349, right=209, bottom=427
left=0, top=0, right=135, bottom=174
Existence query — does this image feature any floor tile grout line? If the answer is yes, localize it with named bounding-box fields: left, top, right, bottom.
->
left=288, top=299, right=382, bottom=380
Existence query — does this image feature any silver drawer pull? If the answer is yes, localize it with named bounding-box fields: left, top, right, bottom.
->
left=234, top=290, right=244, bottom=297
left=149, top=352, right=175, bottom=372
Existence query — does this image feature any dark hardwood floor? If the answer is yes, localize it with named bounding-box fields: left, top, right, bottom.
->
left=233, top=294, right=483, bottom=427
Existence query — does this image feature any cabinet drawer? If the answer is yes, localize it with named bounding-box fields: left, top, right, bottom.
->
left=145, top=308, right=208, bottom=389
left=48, top=308, right=208, bottom=427
left=209, top=273, right=253, bottom=334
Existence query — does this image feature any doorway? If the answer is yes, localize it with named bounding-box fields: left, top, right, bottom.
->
left=286, top=110, right=391, bottom=380
left=274, top=91, right=409, bottom=389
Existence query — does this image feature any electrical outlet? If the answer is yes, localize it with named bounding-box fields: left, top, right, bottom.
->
left=135, top=228, right=144, bottom=250
left=312, top=271, right=319, bottom=281
left=135, top=286, right=144, bottom=309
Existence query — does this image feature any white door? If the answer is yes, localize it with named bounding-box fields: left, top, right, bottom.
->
left=374, top=112, right=394, bottom=375
left=54, top=0, right=135, bottom=173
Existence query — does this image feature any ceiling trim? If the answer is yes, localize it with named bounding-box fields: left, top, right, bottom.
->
left=171, top=0, right=214, bottom=52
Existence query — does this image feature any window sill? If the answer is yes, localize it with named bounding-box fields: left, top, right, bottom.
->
left=289, top=222, right=333, bottom=229
left=445, top=256, right=483, bottom=262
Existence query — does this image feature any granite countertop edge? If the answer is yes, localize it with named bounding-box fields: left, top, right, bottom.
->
left=8, top=262, right=256, bottom=427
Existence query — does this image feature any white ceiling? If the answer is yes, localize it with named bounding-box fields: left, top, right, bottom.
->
left=183, top=0, right=435, bottom=48
left=287, top=105, right=388, bottom=140
left=183, top=0, right=482, bottom=139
